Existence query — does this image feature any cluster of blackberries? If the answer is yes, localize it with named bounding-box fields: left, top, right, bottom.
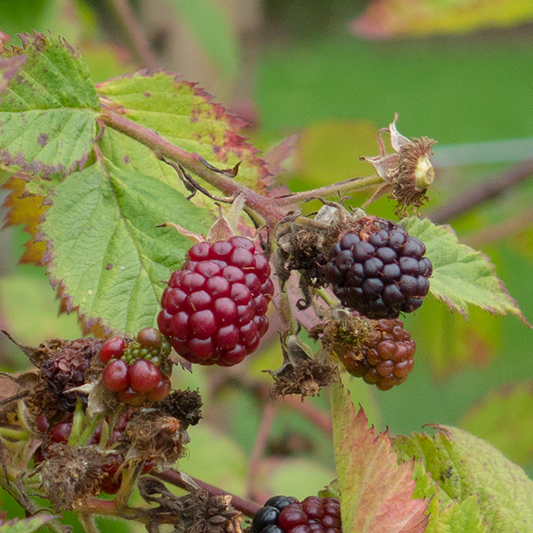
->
left=340, top=318, right=416, bottom=391
left=100, top=328, right=172, bottom=405
left=252, top=495, right=342, bottom=533
left=325, top=217, right=431, bottom=319
left=158, top=236, right=273, bottom=366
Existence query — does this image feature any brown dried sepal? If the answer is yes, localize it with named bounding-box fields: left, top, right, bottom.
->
left=361, top=114, right=436, bottom=215
left=268, top=359, right=338, bottom=400
left=121, top=410, right=187, bottom=471
left=138, top=476, right=243, bottom=533
left=157, top=389, right=203, bottom=429
left=40, top=444, right=109, bottom=511
left=309, top=308, right=377, bottom=361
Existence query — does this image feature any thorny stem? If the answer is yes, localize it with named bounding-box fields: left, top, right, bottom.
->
left=153, top=469, right=261, bottom=517
left=0, top=427, right=28, bottom=440
left=245, top=401, right=276, bottom=502
left=275, top=175, right=384, bottom=206
left=430, top=157, right=533, bottom=224
left=99, top=110, right=286, bottom=227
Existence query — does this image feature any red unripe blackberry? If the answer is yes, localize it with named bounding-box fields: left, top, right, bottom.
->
left=118, top=387, right=146, bottom=405
left=158, top=236, right=274, bottom=366
left=136, top=327, right=162, bottom=350
left=102, top=359, right=129, bottom=391
left=340, top=318, right=415, bottom=391
left=99, top=337, right=126, bottom=363
left=129, top=359, right=161, bottom=392
left=325, top=216, right=431, bottom=319
left=252, top=495, right=342, bottom=533
left=146, top=374, right=172, bottom=402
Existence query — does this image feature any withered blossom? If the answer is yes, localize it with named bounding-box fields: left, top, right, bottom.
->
left=361, top=114, right=436, bottom=214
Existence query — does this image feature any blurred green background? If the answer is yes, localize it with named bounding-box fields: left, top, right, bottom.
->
left=2, top=0, right=533, bottom=527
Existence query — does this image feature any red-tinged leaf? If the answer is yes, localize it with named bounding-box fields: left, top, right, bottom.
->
left=2, top=176, right=47, bottom=265
left=332, top=380, right=428, bottom=533
left=350, top=0, right=533, bottom=40
left=0, top=55, right=26, bottom=95
left=96, top=71, right=269, bottom=189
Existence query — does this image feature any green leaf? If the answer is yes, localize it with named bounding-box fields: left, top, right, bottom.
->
left=425, top=496, right=487, bottom=533
left=0, top=32, right=99, bottom=175
left=0, top=514, right=56, bottom=533
left=96, top=71, right=268, bottom=188
left=403, top=216, right=529, bottom=324
left=459, top=381, right=533, bottom=465
left=332, top=380, right=428, bottom=533
left=40, top=159, right=212, bottom=334
left=169, top=0, right=240, bottom=79
left=393, top=426, right=533, bottom=532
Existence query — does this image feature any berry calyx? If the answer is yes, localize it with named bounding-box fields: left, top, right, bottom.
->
left=252, top=495, right=342, bottom=533
left=158, top=236, right=273, bottom=366
left=325, top=216, right=431, bottom=319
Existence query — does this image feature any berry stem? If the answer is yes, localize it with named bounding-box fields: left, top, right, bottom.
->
left=274, top=175, right=384, bottom=206
left=0, top=427, right=28, bottom=440
left=99, top=110, right=286, bottom=227
left=153, top=469, right=261, bottom=517
left=67, top=400, right=85, bottom=446
left=77, top=511, right=101, bottom=533
left=78, top=414, right=104, bottom=447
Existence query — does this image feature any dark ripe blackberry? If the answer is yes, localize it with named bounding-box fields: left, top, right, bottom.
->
left=253, top=496, right=342, bottom=533
left=340, top=318, right=416, bottom=391
left=158, top=236, right=273, bottom=366
left=325, top=216, right=431, bottom=319
left=41, top=338, right=103, bottom=412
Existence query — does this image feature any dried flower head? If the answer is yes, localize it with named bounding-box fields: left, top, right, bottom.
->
left=121, top=410, right=187, bottom=470
left=361, top=114, right=436, bottom=215
left=40, top=444, right=108, bottom=510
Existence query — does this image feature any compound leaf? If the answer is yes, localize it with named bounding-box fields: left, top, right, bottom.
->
left=393, top=426, right=533, bottom=532
left=40, top=159, right=211, bottom=335
left=0, top=32, right=99, bottom=176
left=403, top=217, right=528, bottom=324
left=332, top=380, right=428, bottom=533
left=96, top=71, right=269, bottom=188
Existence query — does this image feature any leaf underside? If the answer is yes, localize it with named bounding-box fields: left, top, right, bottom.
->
left=403, top=217, right=529, bottom=325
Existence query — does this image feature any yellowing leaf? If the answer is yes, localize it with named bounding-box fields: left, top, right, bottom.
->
left=332, top=380, right=428, bottom=533
left=350, top=0, right=533, bottom=40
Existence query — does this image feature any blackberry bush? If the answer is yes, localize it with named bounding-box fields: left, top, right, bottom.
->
left=158, top=236, right=274, bottom=366
left=325, top=216, right=432, bottom=319
left=252, top=495, right=342, bottom=533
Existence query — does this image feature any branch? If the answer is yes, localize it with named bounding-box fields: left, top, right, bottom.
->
left=153, top=470, right=261, bottom=518
left=109, top=0, right=158, bottom=70
left=99, top=110, right=286, bottom=227
left=430, top=158, right=533, bottom=224
left=275, top=175, right=383, bottom=206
